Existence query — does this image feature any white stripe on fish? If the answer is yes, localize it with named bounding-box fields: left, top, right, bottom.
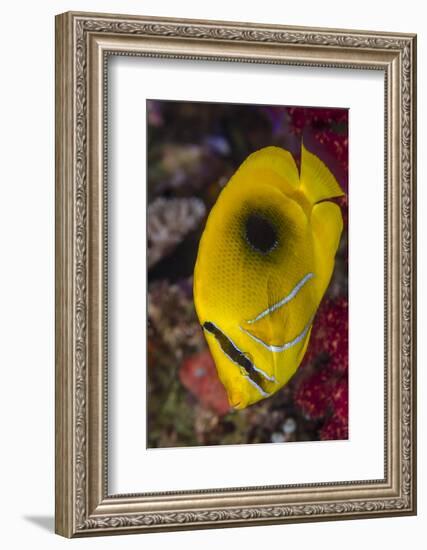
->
left=246, top=272, right=314, bottom=324
left=240, top=317, right=313, bottom=353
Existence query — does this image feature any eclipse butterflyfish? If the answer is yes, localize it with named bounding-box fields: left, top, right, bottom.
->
left=193, top=144, right=345, bottom=410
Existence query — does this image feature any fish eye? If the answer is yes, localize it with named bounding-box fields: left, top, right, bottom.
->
left=244, top=212, right=278, bottom=254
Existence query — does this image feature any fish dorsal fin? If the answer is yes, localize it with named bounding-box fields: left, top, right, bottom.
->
left=236, top=146, right=300, bottom=194
left=300, top=143, right=344, bottom=204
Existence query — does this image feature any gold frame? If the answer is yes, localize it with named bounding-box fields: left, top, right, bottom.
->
left=55, top=11, right=417, bottom=538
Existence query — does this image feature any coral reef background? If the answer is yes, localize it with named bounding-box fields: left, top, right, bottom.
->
left=147, top=100, right=348, bottom=448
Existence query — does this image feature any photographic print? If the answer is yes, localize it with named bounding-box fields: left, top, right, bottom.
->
left=56, top=12, right=416, bottom=537
left=147, top=100, right=348, bottom=448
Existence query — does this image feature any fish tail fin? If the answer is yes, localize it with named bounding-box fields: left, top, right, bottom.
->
left=311, top=201, right=344, bottom=283
left=300, top=142, right=345, bottom=204
left=312, top=201, right=343, bottom=252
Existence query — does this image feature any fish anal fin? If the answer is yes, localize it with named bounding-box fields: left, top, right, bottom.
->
left=300, top=143, right=344, bottom=204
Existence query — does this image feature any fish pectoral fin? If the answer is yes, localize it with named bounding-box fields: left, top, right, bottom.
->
left=241, top=321, right=273, bottom=345
left=244, top=278, right=288, bottom=345
left=300, top=142, right=345, bottom=204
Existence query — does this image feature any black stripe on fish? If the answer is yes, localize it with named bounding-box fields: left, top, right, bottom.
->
left=203, top=321, right=267, bottom=390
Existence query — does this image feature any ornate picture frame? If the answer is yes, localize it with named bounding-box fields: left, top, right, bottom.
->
left=55, top=11, right=417, bottom=537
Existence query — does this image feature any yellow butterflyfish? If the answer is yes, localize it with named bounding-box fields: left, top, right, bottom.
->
left=193, top=144, right=345, bottom=410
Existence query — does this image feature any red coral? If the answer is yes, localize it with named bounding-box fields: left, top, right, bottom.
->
left=319, top=375, right=349, bottom=440
left=304, top=297, right=348, bottom=374
left=319, top=297, right=348, bottom=374
left=332, top=378, right=348, bottom=422
left=287, top=107, right=348, bottom=136
left=294, top=297, right=349, bottom=439
left=320, top=415, right=348, bottom=441
left=179, top=351, right=230, bottom=416
left=294, top=367, right=333, bottom=420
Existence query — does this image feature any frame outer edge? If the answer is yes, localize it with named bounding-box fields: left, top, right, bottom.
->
left=54, top=10, right=417, bottom=537
left=409, top=34, right=417, bottom=514
left=61, top=10, right=417, bottom=40
left=413, top=34, right=417, bottom=515
left=55, top=12, right=75, bottom=538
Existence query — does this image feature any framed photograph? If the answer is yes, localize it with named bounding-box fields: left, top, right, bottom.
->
left=55, top=11, right=417, bottom=537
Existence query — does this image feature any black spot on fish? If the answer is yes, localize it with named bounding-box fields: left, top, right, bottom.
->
left=244, top=213, right=278, bottom=254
